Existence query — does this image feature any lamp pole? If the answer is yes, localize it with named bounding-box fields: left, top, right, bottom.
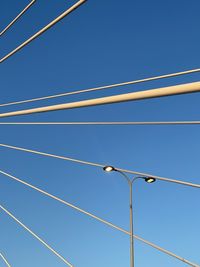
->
left=103, top=166, right=155, bottom=267
left=117, top=170, right=135, bottom=267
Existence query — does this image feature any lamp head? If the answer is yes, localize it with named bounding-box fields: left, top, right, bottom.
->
left=103, top=166, right=116, bottom=172
left=144, top=177, right=156, bottom=183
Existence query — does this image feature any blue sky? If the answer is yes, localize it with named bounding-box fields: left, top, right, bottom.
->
left=0, top=0, right=200, bottom=266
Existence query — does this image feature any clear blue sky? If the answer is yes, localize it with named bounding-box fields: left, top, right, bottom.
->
left=0, top=0, right=200, bottom=266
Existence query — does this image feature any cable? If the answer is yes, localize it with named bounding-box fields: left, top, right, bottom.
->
left=0, top=0, right=36, bottom=36
left=134, top=236, right=199, bottom=267
left=1, top=81, right=200, bottom=118
left=0, top=252, right=11, bottom=267
left=0, top=203, right=74, bottom=267
left=0, top=143, right=102, bottom=167
left=0, top=0, right=87, bottom=63
left=0, top=143, right=199, bottom=189
left=1, top=121, right=200, bottom=125
left=0, top=169, right=128, bottom=235
left=0, top=169, right=199, bottom=267
left=0, top=68, right=200, bottom=108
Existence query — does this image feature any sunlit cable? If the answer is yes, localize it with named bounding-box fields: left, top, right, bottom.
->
left=1, top=82, right=200, bottom=119
left=0, top=0, right=36, bottom=36
left=0, top=0, right=87, bottom=63
left=0, top=68, right=200, bottom=107
left=0, top=143, right=199, bottom=189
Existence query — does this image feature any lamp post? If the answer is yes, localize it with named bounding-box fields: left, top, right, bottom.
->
left=103, top=166, right=156, bottom=267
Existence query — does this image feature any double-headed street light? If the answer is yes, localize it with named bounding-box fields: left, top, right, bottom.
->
left=103, top=165, right=156, bottom=267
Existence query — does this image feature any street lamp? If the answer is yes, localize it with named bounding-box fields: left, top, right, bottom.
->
left=103, top=165, right=156, bottom=267
left=145, top=177, right=156, bottom=183
left=103, top=166, right=116, bottom=172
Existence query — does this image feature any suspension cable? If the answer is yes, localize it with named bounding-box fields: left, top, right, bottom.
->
left=0, top=0, right=36, bottom=36
left=0, top=0, right=87, bottom=63
left=0, top=252, right=11, bottom=267
left=0, top=169, right=199, bottom=267
left=0, top=68, right=199, bottom=108
left=1, top=81, right=200, bottom=119
left=0, top=169, right=128, bottom=235
left=0, top=143, right=200, bottom=189
left=1, top=121, right=200, bottom=125
left=0, top=204, right=73, bottom=267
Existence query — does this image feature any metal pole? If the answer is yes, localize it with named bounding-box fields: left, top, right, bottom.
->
left=115, top=170, right=135, bottom=267
left=129, top=182, right=134, bottom=267
left=0, top=81, right=200, bottom=118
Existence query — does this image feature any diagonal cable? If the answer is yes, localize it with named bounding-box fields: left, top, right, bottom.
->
left=1, top=81, right=200, bottom=118
left=0, top=143, right=200, bottom=189
left=0, top=169, right=199, bottom=267
left=0, top=0, right=87, bottom=63
left=0, top=68, right=200, bottom=108
left=0, top=252, right=11, bottom=267
left=0, top=169, right=128, bottom=235
left=0, top=0, right=36, bottom=36
left=0, top=203, right=73, bottom=267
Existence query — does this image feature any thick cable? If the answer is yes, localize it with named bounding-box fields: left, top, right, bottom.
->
left=0, top=143, right=200, bottom=189
left=0, top=0, right=36, bottom=36
left=1, top=81, right=200, bottom=118
left=0, top=204, right=73, bottom=267
left=0, top=252, right=11, bottom=267
left=1, top=121, right=200, bottom=125
left=0, top=169, right=199, bottom=267
left=0, top=0, right=87, bottom=63
left=0, top=68, right=200, bottom=108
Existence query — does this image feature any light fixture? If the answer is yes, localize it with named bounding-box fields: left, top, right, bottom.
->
left=103, top=166, right=115, bottom=172
left=144, top=177, right=156, bottom=183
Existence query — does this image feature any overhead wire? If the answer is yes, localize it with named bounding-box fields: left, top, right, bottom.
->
left=0, top=0, right=87, bottom=63
left=0, top=204, right=74, bottom=267
left=0, top=169, right=199, bottom=267
left=0, top=252, right=11, bottom=267
left=1, top=121, right=200, bottom=125
left=0, top=0, right=36, bottom=36
left=1, top=81, right=200, bottom=118
left=0, top=143, right=200, bottom=189
left=0, top=68, right=200, bottom=108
